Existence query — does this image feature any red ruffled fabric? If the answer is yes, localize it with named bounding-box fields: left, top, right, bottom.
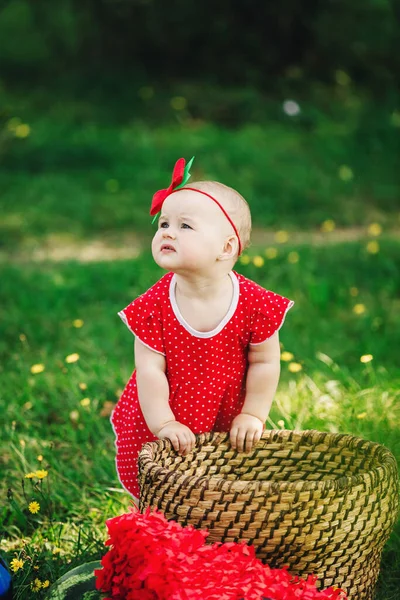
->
left=95, top=508, right=347, bottom=600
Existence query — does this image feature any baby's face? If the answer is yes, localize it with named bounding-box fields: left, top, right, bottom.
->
left=151, top=190, right=232, bottom=273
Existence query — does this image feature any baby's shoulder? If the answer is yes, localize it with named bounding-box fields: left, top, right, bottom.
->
left=133, top=273, right=173, bottom=305
left=235, top=272, right=270, bottom=303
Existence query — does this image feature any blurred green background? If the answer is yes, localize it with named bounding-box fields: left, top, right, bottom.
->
left=1, top=2, right=400, bottom=599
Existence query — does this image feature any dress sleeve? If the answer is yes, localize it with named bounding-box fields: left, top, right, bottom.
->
left=118, top=295, right=165, bottom=356
left=250, top=289, right=294, bottom=345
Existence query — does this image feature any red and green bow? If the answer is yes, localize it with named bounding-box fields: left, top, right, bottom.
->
left=150, top=156, right=194, bottom=222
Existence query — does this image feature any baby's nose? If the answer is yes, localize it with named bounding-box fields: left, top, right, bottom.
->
left=162, top=228, right=176, bottom=239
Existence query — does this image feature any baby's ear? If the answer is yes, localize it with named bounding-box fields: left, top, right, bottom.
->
left=218, top=235, right=239, bottom=261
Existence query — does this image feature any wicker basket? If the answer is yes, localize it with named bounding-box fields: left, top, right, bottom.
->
left=138, top=429, right=399, bottom=600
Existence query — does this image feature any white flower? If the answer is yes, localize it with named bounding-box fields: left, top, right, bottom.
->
left=283, top=100, right=301, bottom=116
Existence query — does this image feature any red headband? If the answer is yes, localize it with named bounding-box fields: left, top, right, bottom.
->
left=150, top=158, right=242, bottom=255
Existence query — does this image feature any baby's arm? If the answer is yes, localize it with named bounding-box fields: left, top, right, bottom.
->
left=135, top=338, right=196, bottom=455
left=230, top=331, right=281, bottom=453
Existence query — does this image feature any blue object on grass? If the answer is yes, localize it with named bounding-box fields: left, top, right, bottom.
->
left=0, top=556, right=12, bottom=600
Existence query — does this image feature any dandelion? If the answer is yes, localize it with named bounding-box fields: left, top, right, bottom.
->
left=264, top=247, right=278, bottom=259
left=368, top=223, right=382, bottom=236
left=72, top=319, right=84, bottom=328
left=288, top=251, right=299, bottom=264
left=338, top=165, right=353, bottom=181
left=353, top=303, right=366, bottom=315
left=42, top=580, right=50, bottom=589
left=70, top=410, right=79, bottom=422
left=252, top=255, right=264, bottom=267
left=37, top=455, right=43, bottom=462
left=349, top=287, right=359, bottom=297
left=30, top=363, right=45, bottom=374
left=105, top=179, right=119, bottom=193
left=15, top=124, right=31, bottom=138
left=321, top=219, right=336, bottom=233
left=360, top=354, right=373, bottom=364
left=25, top=472, right=36, bottom=479
left=80, top=397, right=91, bottom=407
left=19, top=333, right=27, bottom=342
left=282, top=100, right=301, bottom=116
left=275, top=230, right=289, bottom=243
left=357, top=412, right=367, bottom=419
left=29, top=501, right=40, bottom=514
left=281, top=351, right=294, bottom=362
left=10, top=558, right=24, bottom=572
left=79, top=382, right=87, bottom=390
left=288, top=362, right=302, bottom=373
left=366, top=240, right=379, bottom=254
left=239, top=254, right=251, bottom=265
left=35, top=469, right=48, bottom=479
left=31, top=578, right=42, bottom=592
left=65, top=353, right=79, bottom=363
left=170, top=96, right=187, bottom=110
left=24, top=401, right=33, bottom=410
left=277, top=420, right=285, bottom=428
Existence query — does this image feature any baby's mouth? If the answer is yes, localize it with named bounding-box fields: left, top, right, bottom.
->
left=161, top=244, right=176, bottom=252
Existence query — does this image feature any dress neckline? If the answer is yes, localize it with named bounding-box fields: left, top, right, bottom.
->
left=169, top=271, right=240, bottom=338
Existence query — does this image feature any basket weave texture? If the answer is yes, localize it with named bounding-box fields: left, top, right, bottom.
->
left=138, top=429, right=399, bottom=600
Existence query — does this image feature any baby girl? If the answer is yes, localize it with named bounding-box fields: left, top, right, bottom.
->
left=111, top=157, right=294, bottom=499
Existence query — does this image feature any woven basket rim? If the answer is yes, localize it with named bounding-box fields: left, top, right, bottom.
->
left=139, top=429, right=395, bottom=495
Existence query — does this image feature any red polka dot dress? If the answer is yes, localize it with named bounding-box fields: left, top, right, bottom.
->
left=111, top=271, right=294, bottom=497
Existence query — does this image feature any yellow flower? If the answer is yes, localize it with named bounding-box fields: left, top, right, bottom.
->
left=29, top=501, right=40, bottom=514
left=80, top=397, right=91, bottom=407
left=42, top=580, right=50, bottom=589
left=30, top=363, right=45, bottom=374
left=31, top=578, right=42, bottom=592
left=10, top=558, right=24, bottom=572
left=281, top=351, right=294, bottom=362
left=321, top=219, right=336, bottom=233
left=70, top=410, right=79, bottom=422
left=353, top=303, right=366, bottom=315
left=72, top=319, right=84, bottom=328
left=275, top=230, right=289, bottom=243
left=25, top=472, right=36, bottom=479
left=360, top=354, right=373, bottom=364
left=65, top=353, right=80, bottom=363
left=19, top=333, right=27, bottom=342
left=79, top=382, right=87, bottom=390
left=170, top=96, right=187, bottom=110
left=288, top=362, right=302, bottom=373
left=277, top=419, right=285, bottom=428
left=15, top=124, right=31, bottom=138
left=252, top=255, right=264, bottom=267
left=367, top=223, right=382, bottom=236
left=338, top=165, right=353, bottom=181
left=239, top=254, right=251, bottom=265
left=264, top=247, right=278, bottom=259
left=349, top=287, right=359, bottom=297
left=35, top=469, right=48, bottom=479
left=366, top=240, right=379, bottom=254
left=357, top=412, right=367, bottom=419
left=37, top=455, right=43, bottom=462
left=287, top=251, right=299, bottom=264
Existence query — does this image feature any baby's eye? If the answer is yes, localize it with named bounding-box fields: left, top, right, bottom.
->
left=159, top=221, right=169, bottom=228
left=181, top=223, right=192, bottom=229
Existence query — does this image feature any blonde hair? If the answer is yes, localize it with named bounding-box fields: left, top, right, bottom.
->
left=182, top=181, right=252, bottom=251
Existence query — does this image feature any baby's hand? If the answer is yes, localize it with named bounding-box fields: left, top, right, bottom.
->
left=156, top=421, right=196, bottom=456
left=230, top=413, right=264, bottom=453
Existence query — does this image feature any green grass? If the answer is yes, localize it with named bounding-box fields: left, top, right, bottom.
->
left=1, top=87, right=400, bottom=251
left=1, top=239, right=399, bottom=598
